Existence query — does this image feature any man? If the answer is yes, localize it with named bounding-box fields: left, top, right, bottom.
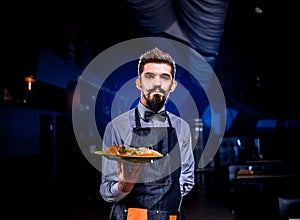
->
left=100, top=47, right=195, bottom=220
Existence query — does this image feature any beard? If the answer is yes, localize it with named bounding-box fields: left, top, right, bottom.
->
left=144, top=93, right=166, bottom=112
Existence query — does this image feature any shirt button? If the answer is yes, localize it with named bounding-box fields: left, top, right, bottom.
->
left=156, top=210, right=160, bottom=214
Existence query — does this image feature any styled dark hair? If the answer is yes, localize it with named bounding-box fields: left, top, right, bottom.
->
left=138, top=47, right=176, bottom=78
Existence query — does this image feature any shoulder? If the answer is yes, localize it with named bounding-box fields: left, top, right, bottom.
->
left=106, top=109, right=135, bottom=128
left=168, top=112, right=191, bottom=129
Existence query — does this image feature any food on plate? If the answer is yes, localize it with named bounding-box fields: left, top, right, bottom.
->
left=102, top=145, right=163, bottom=157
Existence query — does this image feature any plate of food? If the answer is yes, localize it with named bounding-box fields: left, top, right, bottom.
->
left=94, top=145, right=163, bottom=163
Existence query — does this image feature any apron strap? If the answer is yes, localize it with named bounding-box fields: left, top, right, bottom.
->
left=135, top=108, right=141, bottom=128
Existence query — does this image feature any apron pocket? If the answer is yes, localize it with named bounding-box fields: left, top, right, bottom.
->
left=127, top=208, right=147, bottom=220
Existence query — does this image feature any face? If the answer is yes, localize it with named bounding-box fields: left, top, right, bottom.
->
left=135, top=62, right=177, bottom=112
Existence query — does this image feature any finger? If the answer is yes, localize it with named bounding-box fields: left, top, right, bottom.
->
left=132, top=163, right=144, bottom=175
left=117, top=161, right=121, bottom=174
left=117, top=161, right=132, bottom=180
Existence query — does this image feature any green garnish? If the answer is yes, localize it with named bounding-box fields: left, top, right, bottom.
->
left=118, top=145, right=126, bottom=153
left=118, top=146, right=142, bottom=155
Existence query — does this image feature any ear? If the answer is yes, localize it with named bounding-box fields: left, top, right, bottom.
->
left=135, top=78, right=142, bottom=90
left=170, top=80, right=177, bottom=92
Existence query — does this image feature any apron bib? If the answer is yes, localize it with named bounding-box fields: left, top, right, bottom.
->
left=109, top=108, right=182, bottom=220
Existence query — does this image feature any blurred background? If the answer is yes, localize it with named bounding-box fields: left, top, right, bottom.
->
left=1, top=0, right=300, bottom=219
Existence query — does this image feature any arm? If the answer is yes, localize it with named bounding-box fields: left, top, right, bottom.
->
left=100, top=173, right=129, bottom=202
left=99, top=122, right=129, bottom=202
left=99, top=119, right=143, bottom=202
left=179, top=122, right=195, bottom=196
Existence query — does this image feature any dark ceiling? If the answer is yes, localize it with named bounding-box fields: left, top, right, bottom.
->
left=2, top=0, right=299, bottom=118
left=217, top=0, right=299, bottom=119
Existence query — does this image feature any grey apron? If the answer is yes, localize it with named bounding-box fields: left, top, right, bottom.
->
left=109, top=108, right=183, bottom=220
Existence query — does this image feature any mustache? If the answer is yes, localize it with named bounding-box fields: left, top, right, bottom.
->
left=146, top=86, right=166, bottom=94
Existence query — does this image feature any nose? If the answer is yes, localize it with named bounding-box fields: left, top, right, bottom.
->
left=153, top=75, right=162, bottom=86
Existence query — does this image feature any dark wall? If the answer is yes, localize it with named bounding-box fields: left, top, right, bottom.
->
left=0, top=105, right=40, bottom=158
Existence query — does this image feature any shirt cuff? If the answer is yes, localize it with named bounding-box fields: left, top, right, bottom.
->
left=111, top=182, right=131, bottom=201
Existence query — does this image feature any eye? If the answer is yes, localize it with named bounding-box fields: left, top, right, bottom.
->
left=144, top=73, right=155, bottom=79
left=160, top=74, right=171, bottom=80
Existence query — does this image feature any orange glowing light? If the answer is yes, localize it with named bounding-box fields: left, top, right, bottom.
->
left=24, top=76, right=36, bottom=91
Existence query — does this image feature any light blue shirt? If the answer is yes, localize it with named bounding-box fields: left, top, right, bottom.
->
left=100, top=102, right=195, bottom=202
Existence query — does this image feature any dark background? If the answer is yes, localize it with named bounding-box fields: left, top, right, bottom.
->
left=1, top=0, right=299, bottom=219
left=2, top=0, right=299, bottom=117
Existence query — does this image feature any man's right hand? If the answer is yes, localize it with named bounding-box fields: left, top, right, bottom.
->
left=117, top=161, right=144, bottom=193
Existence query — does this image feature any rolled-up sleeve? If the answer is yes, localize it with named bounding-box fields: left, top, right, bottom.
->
left=100, top=170, right=130, bottom=202
left=99, top=121, right=130, bottom=202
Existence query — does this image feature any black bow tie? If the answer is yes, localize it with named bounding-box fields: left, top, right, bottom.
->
left=144, top=110, right=168, bottom=122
